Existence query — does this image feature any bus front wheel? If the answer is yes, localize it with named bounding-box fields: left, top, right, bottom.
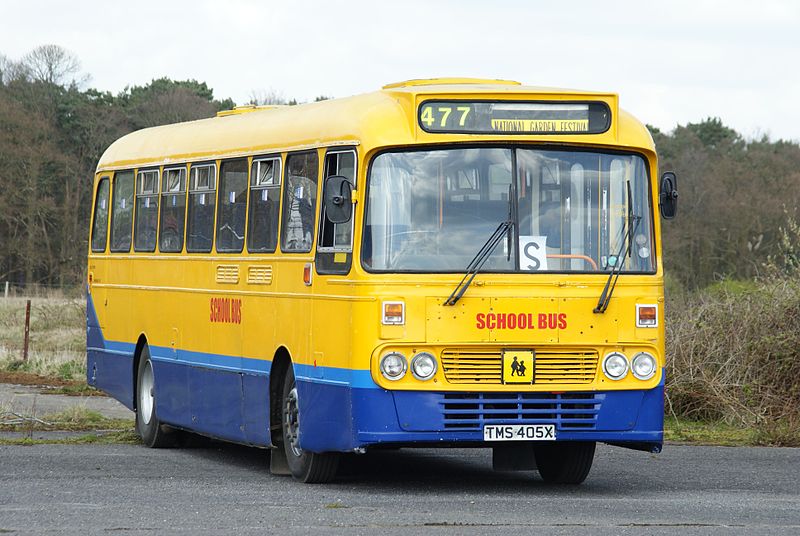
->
left=534, top=441, right=595, bottom=484
left=135, top=345, right=175, bottom=448
left=281, top=367, right=339, bottom=483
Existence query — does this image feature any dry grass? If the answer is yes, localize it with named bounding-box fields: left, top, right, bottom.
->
left=0, top=297, right=86, bottom=380
left=0, top=404, right=133, bottom=432
left=665, top=276, right=800, bottom=446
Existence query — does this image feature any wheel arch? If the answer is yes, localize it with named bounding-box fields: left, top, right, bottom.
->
left=270, top=346, right=292, bottom=445
left=131, top=333, right=148, bottom=411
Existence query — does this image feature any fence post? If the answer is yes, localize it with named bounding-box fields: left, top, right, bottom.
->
left=23, top=299, right=31, bottom=362
left=4, top=281, right=8, bottom=298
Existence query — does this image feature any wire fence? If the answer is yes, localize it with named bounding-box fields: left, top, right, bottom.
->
left=2, top=281, right=85, bottom=299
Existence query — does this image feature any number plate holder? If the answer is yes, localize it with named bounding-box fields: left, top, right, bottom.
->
left=483, top=424, right=556, bottom=441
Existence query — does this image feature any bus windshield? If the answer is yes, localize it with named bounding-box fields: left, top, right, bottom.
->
left=363, top=147, right=654, bottom=273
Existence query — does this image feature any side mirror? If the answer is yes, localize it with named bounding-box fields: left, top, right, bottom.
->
left=659, top=171, right=678, bottom=219
left=323, top=175, right=353, bottom=224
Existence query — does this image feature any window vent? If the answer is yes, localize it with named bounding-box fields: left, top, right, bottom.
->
left=215, top=264, right=239, bottom=284
left=247, top=266, right=273, bottom=285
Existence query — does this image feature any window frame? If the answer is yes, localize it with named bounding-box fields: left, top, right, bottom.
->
left=247, top=155, right=283, bottom=254
left=158, top=165, right=188, bottom=253
left=186, top=162, right=218, bottom=253
left=360, top=144, right=656, bottom=275
left=109, top=169, right=135, bottom=253
left=280, top=150, right=320, bottom=254
left=317, top=148, right=357, bottom=253
left=90, top=177, right=111, bottom=253
left=215, top=158, right=249, bottom=254
left=134, top=167, right=161, bottom=253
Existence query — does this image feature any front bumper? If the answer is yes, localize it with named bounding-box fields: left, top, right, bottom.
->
left=295, top=375, right=664, bottom=453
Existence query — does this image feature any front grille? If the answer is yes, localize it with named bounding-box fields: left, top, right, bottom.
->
left=441, top=349, right=598, bottom=385
left=441, top=392, right=602, bottom=430
left=441, top=349, right=502, bottom=383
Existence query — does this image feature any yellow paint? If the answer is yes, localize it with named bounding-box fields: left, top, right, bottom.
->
left=88, top=80, right=664, bottom=395
left=502, top=350, right=534, bottom=384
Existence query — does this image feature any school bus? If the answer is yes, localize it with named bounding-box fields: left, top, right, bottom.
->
left=87, top=78, right=677, bottom=484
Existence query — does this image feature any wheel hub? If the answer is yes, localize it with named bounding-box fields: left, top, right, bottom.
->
left=283, top=386, right=302, bottom=457
left=139, top=361, right=155, bottom=425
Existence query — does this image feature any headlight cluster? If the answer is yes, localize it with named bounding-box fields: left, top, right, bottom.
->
left=602, top=351, right=657, bottom=381
left=379, top=351, right=438, bottom=381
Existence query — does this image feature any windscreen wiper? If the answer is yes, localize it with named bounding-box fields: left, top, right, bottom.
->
left=444, top=220, right=513, bottom=306
left=593, top=181, right=641, bottom=314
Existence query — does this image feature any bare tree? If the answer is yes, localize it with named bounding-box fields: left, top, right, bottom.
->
left=0, top=54, right=30, bottom=84
left=0, top=54, right=7, bottom=85
left=20, top=44, right=82, bottom=86
left=247, top=88, right=290, bottom=106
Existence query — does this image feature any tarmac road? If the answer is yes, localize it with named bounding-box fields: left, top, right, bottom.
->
left=1, top=440, right=799, bottom=535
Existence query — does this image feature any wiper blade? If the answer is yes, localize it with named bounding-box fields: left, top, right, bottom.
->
left=444, top=220, right=512, bottom=306
left=594, top=181, right=641, bottom=314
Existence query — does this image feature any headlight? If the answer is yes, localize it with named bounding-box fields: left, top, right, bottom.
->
left=410, top=352, right=437, bottom=381
left=602, top=352, right=629, bottom=380
left=380, top=352, right=407, bottom=381
left=631, top=352, right=657, bottom=380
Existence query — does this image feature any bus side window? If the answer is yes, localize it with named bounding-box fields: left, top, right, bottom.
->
left=134, top=169, right=159, bottom=252
left=187, top=163, right=217, bottom=253
left=109, top=170, right=134, bottom=253
left=316, top=150, right=356, bottom=274
left=247, top=157, right=281, bottom=253
left=319, top=150, right=356, bottom=249
left=159, top=167, right=187, bottom=253
left=281, top=152, right=319, bottom=253
left=91, top=178, right=110, bottom=253
left=216, top=158, right=248, bottom=253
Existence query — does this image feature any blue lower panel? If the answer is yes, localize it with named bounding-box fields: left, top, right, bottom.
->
left=297, top=379, right=664, bottom=452
left=296, top=380, right=355, bottom=452
left=242, top=373, right=270, bottom=445
left=150, top=358, right=190, bottom=428
left=87, top=347, right=134, bottom=411
left=151, top=357, right=271, bottom=446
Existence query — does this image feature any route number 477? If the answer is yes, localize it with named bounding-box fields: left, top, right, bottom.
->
left=421, top=105, right=471, bottom=128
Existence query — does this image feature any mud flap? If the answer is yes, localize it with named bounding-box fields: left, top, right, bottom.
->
left=269, top=447, right=291, bottom=476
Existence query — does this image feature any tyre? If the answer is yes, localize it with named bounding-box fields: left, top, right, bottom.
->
left=135, top=345, right=175, bottom=448
left=281, top=366, right=339, bottom=483
left=534, top=441, right=595, bottom=484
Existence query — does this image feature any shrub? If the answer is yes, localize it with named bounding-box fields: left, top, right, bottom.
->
left=666, top=275, right=800, bottom=444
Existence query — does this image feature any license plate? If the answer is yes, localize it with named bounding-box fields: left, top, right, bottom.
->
left=483, top=424, right=556, bottom=441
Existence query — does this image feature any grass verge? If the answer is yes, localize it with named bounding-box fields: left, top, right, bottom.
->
left=0, top=430, right=139, bottom=446
left=0, top=406, right=134, bottom=433
left=664, top=417, right=800, bottom=447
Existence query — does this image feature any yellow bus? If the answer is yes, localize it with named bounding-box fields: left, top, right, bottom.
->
left=87, top=78, right=677, bottom=484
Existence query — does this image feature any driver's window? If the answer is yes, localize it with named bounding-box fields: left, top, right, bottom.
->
left=316, top=149, right=357, bottom=274
left=318, top=150, right=356, bottom=251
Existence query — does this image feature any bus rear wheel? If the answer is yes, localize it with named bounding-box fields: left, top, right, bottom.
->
left=135, top=345, right=175, bottom=448
left=534, top=441, right=595, bottom=484
left=281, top=367, right=339, bottom=483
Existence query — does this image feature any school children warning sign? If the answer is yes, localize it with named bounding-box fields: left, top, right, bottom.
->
left=502, top=350, right=535, bottom=384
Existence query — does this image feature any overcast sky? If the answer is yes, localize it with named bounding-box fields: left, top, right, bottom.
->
left=2, top=0, right=798, bottom=141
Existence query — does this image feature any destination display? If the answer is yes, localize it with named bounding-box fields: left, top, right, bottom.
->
left=418, top=100, right=610, bottom=134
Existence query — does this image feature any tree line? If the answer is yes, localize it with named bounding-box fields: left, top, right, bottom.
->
left=1, top=45, right=798, bottom=290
